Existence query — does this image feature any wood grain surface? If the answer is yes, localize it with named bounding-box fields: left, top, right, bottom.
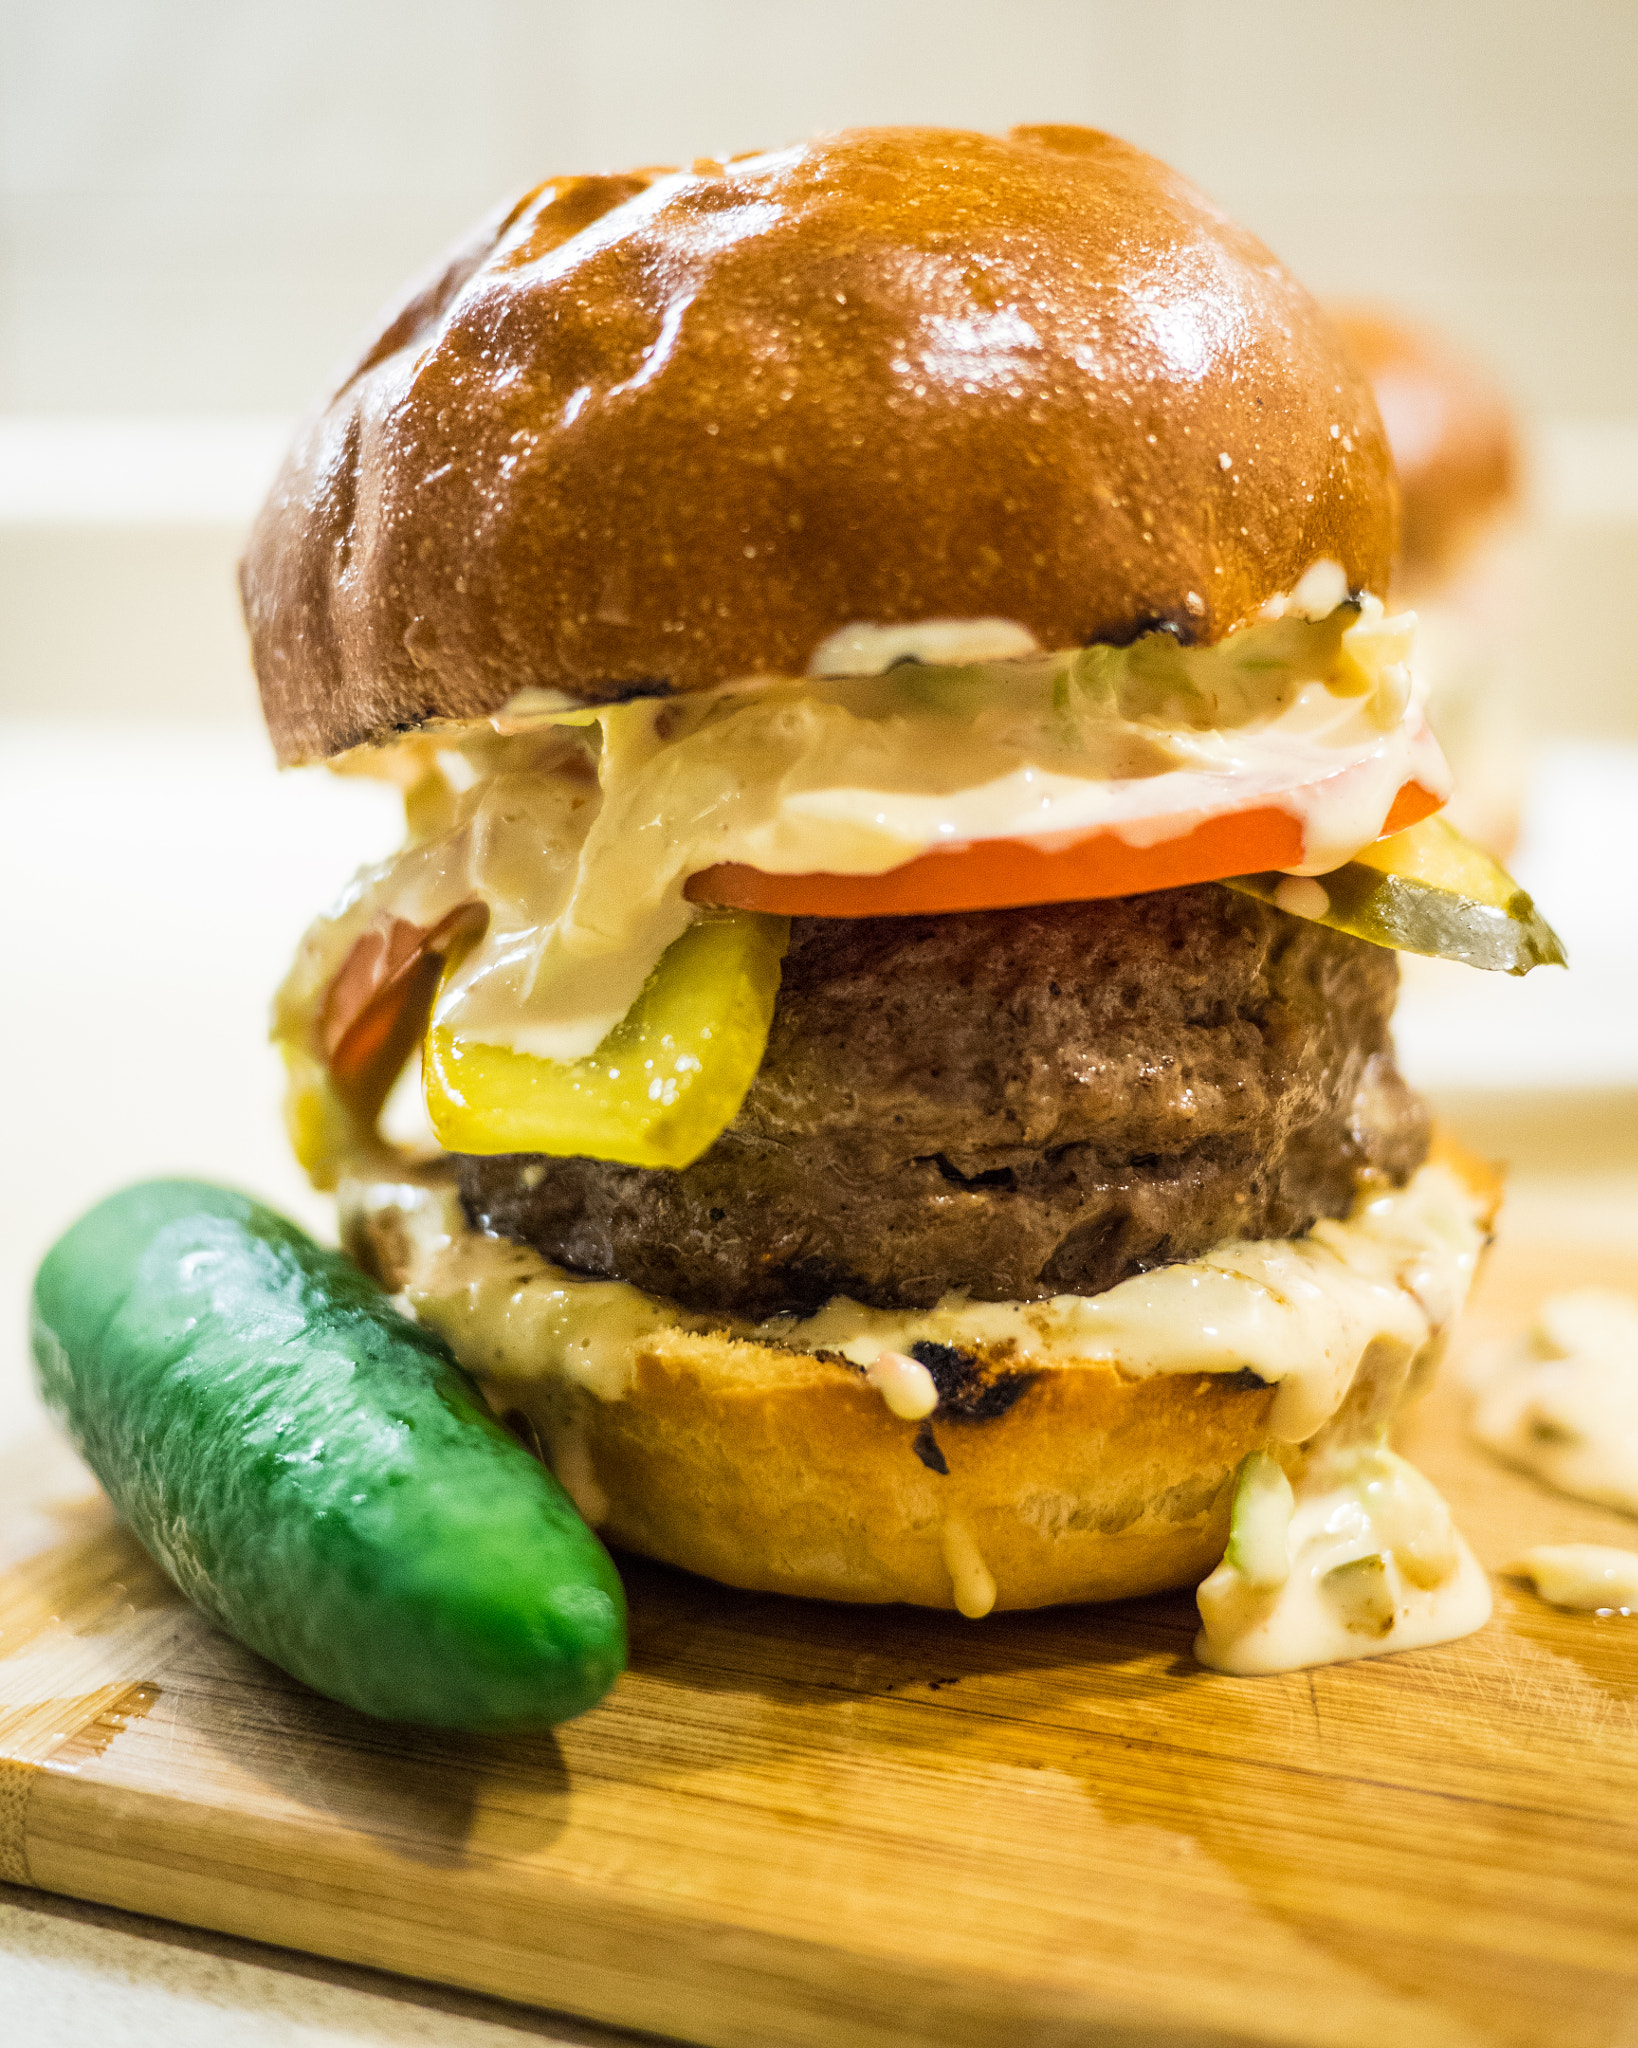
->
left=3, top=1234, right=1636, bottom=2048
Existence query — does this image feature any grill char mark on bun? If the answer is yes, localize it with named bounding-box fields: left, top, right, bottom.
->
left=456, top=889, right=1430, bottom=1319
left=242, top=124, right=1395, bottom=765
left=908, top=1342, right=1038, bottom=1423
left=347, top=1144, right=1498, bottom=1615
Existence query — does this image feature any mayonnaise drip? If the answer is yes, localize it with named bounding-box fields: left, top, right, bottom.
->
left=941, top=1521, right=998, bottom=1620
left=345, top=1159, right=1488, bottom=1669
left=864, top=1350, right=940, bottom=1421
left=1468, top=1290, right=1638, bottom=1516
left=297, top=584, right=1445, bottom=1066
left=344, top=1160, right=1486, bottom=1452
left=1195, top=1444, right=1493, bottom=1674
left=1194, top=1302, right=1495, bottom=1677
left=808, top=616, right=1041, bottom=674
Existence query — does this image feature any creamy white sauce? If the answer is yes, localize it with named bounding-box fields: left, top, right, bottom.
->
left=1468, top=1289, right=1638, bottom=1515
left=1274, top=876, right=1331, bottom=921
left=793, top=1165, right=1483, bottom=1445
left=346, top=1161, right=1488, bottom=1665
left=1508, top=1544, right=1638, bottom=1614
left=1272, top=559, right=1351, bottom=620
left=1195, top=1442, right=1492, bottom=1674
left=941, top=1520, right=998, bottom=1620
left=345, top=1160, right=1485, bottom=1451
left=547, top=1417, right=610, bottom=1529
left=296, top=582, right=1445, bottom=1067
left=864, top=1349, right=940, bottom=1421
left=808, top=617, right=1041, bottom=675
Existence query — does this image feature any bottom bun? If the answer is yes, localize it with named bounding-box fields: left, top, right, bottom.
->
left=344, top=1133, right=1498, bottom=1616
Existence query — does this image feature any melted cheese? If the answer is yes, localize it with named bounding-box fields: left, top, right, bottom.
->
left=1509, top=1544, right=1638, bottom=1614
left=941, top=1520, right=998, bottom=1620
left=1468, top=1289, right=1638, bottom=1515
left=295, top=586, right=1445, bottom=1067
left=344, top=1160, right=1485, bottom=1448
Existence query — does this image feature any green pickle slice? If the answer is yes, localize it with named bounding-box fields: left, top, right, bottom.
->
left=425, top=909, right=790, bottom=1168
left=1225, top=814, right=1566, bottom=975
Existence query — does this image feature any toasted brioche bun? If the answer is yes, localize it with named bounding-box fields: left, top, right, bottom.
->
left=1331, top=303, right=1519, bottom=587
left=245, top=124, right=1396, bottom=765
left=345, top=1135, right=1499, bottom=1615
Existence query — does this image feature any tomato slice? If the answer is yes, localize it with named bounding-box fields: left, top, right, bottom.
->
left=686, top=777, right=1444, bottom=919
left=321, top=902, right=486, bottom=1118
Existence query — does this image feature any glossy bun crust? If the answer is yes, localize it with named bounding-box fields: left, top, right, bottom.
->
left=1331, top=304, right=1519, bottom=587
left=245, top=124, right=1396, bottom=765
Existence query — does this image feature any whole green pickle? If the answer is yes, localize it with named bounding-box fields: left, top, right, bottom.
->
left=31, top=1179, right=625, bottom=1730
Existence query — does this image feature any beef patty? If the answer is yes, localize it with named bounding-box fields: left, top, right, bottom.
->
left=456, top=886, right=1429, bottom=1318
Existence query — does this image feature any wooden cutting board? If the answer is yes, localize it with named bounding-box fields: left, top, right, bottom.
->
left=4, top=1233, right=1637, bottom=2048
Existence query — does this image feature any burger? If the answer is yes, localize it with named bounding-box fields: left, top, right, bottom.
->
left=243, top=126, right=1558, bottom=1676
left=1329, top=305, right=1520, bottom=596
left=1330, top=303, right=1526, bottom=853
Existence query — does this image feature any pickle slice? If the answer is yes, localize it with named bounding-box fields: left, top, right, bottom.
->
left=424, top=911, right=790, bottom=1169
left=1223, top=1449, right=1296, bottom=1591
left=1225, top=814, right=1566, bottom=975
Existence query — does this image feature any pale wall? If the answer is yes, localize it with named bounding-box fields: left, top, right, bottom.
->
left=3, top=0, right=1635, bottom=418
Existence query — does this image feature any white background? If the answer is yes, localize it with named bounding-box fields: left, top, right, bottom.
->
left=5, top=1, right=1637, bottom=418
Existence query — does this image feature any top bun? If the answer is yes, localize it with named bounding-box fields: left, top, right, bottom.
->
left=1330, top=303, right=1519, bottom=589
left=244, top=125, right=1396, bottom=765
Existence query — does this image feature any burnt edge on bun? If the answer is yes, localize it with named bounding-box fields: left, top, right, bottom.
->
left=243, top=123, right=1396, bottom=764
left=456, top=889, right=1431, bottom=1319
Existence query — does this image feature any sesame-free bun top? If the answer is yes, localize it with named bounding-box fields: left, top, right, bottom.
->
left=244, top=125, right=1396, bottom=765
left=1330, top=303, right=1519, bottom=588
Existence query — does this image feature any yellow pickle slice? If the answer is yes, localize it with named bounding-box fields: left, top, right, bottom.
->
left=424, top=911, right=790, bottom=1169
left=1225, top=814, right=1566, bottom=974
